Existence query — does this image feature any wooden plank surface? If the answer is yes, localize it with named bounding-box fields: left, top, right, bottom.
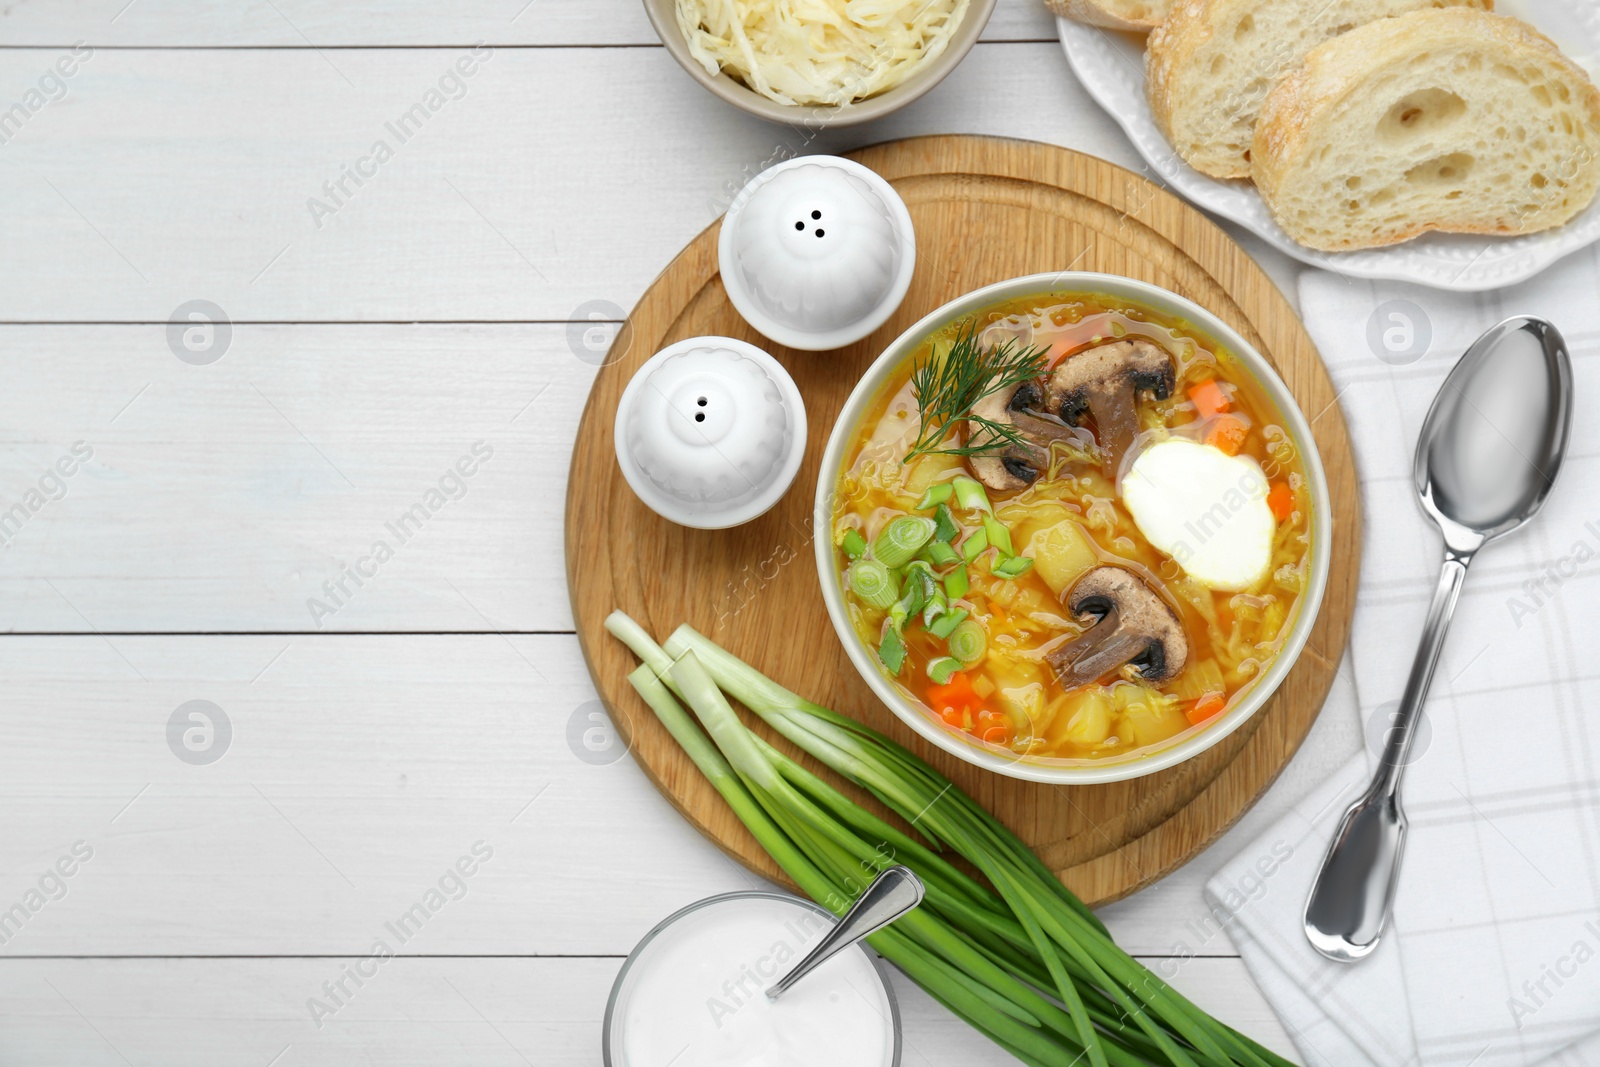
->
left=0, top=1, right=1339, bottom=1061
left=0, top=0, right=1057, bottom=46
left=0, top=42, right=1142, bottom=323
left=0, top=631, right=1357, bottom=955
left=0, top=957, right=1296, bottom=1065
left=0, top=325, right=588, bottom=633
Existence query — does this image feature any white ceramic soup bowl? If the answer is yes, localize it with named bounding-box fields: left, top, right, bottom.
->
left=813, top=272, right=1333, bottom=785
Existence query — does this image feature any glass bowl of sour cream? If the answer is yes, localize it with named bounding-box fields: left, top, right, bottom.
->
left=603, top=890, right=902, bottom=1067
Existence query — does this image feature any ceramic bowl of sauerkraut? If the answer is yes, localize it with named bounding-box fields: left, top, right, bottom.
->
left=642, top=0, right=996, bottom=127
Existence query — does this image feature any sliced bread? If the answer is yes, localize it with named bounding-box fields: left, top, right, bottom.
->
left=1046, top=0, right=1168, bottom=33
left=1252, top=9, right=1600, bottom=251
left=1147, top=0, right=1492, bottom=180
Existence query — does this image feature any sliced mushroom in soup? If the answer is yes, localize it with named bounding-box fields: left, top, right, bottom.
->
left=1047, top=566, right=1188, bottom=689
left=966, top=379, right=1086, bottom=492
left=1047, top=338, right=1176, bottom=477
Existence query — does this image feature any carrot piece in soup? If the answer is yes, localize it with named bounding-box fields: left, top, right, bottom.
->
left=1205, top=415, right=1248, bottom=456
left=975, top=710, right=1013, bottom=746
left=1046, top=339, right=1075, bottom=366
left=1187, top=379, right=1231, bottom=418
left=927, top=672, right=978, bottom=714
left=1186, top=694, right=1226, bottom=726
left=1267, top=482, right=1294, bottom=522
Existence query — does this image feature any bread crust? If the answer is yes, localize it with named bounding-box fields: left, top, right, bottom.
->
left=1251, top=9, right=1600, bottom=250
left=1149, top=0, right=1493, bottom=181
left=1046, top=0, right=1167, bottom=32
left=1146, top=0, right=1239, bottom=176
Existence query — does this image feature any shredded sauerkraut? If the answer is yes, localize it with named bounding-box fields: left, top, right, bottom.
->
left=674, top=0, right=971, bottom=108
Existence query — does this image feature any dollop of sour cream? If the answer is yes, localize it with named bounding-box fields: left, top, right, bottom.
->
left=1121, top=438, right=1275, bottom=591
left=614, top=895, right=895, bottom=1067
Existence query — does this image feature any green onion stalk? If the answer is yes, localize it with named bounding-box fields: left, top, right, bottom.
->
left=874, top=515, right=937, bottom=569
left=848, top=559, right=900, bottom=612
left=605, top=611, right=1298, bottom=1067
left=947, top=618, right=988, bottom=666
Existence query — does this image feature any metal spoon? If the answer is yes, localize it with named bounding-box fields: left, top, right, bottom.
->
left=766, top=866, right=924, bottom=1000
left=1304, top=316, right=1573, bottom=963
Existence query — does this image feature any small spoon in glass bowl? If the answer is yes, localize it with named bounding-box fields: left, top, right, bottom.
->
left=1304, top=316, right=1574, bottom=963
left=766, top=866, right=924, bottom=1000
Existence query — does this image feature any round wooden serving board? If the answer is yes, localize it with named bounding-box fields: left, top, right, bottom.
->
left=567, top=135, right=1360, bottom=906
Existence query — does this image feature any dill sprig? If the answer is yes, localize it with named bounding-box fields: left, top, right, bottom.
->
left=904, top=319, right=1050, bottom=463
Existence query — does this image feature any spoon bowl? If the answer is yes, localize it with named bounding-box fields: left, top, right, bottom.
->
left=1417, top=316, right=1574, bottom=549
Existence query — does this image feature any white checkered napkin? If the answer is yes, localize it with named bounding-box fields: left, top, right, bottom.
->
left=1208, top=248, right=1600, bottom=1067
left=1208, top=756, right=1404, bottom=1067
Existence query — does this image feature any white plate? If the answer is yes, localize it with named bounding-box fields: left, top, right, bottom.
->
left=1057, top=1, right=1600, bottom=290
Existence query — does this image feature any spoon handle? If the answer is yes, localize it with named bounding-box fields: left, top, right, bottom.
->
left=1375, top=551, right=1471, bottom=794
left=766, top=866, right=924, bottom=1000
left=1304, top=551, right=1471, bottom=961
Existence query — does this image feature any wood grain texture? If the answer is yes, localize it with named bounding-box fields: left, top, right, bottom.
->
left=567, top=135, right=1361, bottom=906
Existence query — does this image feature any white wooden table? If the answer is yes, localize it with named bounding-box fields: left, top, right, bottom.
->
left=0, top=3, right=1365, bottom=1062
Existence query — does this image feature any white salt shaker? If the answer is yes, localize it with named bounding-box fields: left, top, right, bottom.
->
left=613, top=336, right=806, bottom=529
left=718, top=155, right=916, bottom=352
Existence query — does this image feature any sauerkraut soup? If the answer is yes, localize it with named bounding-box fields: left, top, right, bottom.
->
left=829, top=292, right=1315, bottom=763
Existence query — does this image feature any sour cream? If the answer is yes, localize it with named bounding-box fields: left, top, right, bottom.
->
left=607, top=893, right=898, bottom=1067
left=1121, top=438, right=1275, bottom=591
